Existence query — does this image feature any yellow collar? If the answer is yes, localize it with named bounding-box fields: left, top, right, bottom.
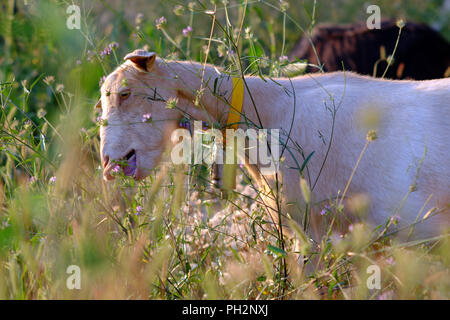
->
left=222, top=77, right=244, bottom=192
left=226, top=77, right=244, bottom=129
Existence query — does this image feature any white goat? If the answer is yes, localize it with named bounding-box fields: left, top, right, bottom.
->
left=98, top=49, right=450, bottom=240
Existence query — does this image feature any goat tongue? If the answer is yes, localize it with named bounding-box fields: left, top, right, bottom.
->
left=122, top=153, right=137, bottom=177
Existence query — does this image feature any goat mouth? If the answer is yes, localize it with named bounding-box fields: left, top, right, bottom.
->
left=103, top=149, right=140, bottom=181
left=120, top=149, right=138, bottom=177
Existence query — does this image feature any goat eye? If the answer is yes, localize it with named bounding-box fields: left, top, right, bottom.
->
left=120, top=91, right=131, bottom=99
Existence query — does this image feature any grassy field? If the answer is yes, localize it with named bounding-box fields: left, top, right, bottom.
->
left=0, top=0, right=449, bottom=299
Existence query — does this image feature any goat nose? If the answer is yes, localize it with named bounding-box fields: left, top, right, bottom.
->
left=103, top=155, right=110, bottom=168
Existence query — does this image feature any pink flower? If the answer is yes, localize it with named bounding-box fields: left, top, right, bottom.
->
left=109, top=42, right=119, bottom=49
left=49, top=176, right=56, bottom=183
left=182, top=26, right=193, bottom=37
left=155, top=16, right=166, bottom=29
left=136, top=206, right=143, bottom=215
left=377, top=290, right=394, bottom=300
left=142, top=113, right=152, bottom=123
left=279, top=55, right=288, bottom=63
left=320, top=205, right=330, bottom=216
left=100, top=42, right=119, bottom=59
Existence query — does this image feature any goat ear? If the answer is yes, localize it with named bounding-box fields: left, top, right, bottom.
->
left=124, top=50, right=156, bottom=72
left=95, top=99, right=101, bottom=109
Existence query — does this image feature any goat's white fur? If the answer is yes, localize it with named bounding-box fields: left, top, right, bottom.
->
left=100, top=51, right=450, bottom=240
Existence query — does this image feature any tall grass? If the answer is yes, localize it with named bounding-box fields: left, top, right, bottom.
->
left=0, top=0, right=449, bottom=299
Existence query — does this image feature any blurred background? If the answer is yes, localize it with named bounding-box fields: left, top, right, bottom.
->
left=1, top=0, right=449, bottom=118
